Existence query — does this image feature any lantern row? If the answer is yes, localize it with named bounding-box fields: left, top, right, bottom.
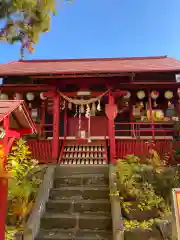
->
left=124, top=90, right=175, bottom=100
left=0, top=90, right=177, bottom=101
left=0, top=92, right=47, bottom=101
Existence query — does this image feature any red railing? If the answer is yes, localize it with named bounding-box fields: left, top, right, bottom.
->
left=116, top=139, right=166, bottom=159
left=114, top=122, right=175, bottom=137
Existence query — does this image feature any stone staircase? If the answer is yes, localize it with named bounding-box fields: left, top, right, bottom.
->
left=60, top=141, right=108, bottom=165
left=36, top=165, right=112, bottom=240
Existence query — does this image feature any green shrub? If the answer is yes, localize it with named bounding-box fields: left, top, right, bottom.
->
left=5, top=139, right=44, bottom=239
left=115, top=154, right=173, bottom=232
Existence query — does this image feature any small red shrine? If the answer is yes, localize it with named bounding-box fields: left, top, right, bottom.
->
left=0, top=100, right=37, bottom=240
left=0, top=55, right=180, bottom=164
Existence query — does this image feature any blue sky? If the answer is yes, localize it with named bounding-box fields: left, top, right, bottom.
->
left=1, top=0, right=180, bottom=63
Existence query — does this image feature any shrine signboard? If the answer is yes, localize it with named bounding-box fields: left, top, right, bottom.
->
left=172, top=188, right=180, bottom=239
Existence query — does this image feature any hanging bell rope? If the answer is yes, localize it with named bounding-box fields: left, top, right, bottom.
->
left=59, top=89, right=109, bottom=105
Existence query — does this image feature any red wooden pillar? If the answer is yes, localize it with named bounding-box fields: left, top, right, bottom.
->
left=0, top=116, right=9, bottom=240
left=64, top=103, right=68, bottom=138
left=0, top=177, right=8, bottom=240
left=148, top=89, right=155, bottom=138
left=105, top=91, right=117, bottom=164
left=52, top=92, right=60, bottom=162
left=40, top=101, right=46, bottom=137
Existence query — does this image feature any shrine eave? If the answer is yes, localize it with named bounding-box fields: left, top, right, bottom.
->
left=0, top=56, right=180, bottom=77
left=0, top=100, right=37, bottom=135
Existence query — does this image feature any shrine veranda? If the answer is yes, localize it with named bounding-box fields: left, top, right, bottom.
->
left=1, top=56, right=180, bottom=164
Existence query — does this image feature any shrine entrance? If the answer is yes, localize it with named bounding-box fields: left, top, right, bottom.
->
left=57, top=90, right=109, bottom=164
left=59, top=90, right=109, bottom=140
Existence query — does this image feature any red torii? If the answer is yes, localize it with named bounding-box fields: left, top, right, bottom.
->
left=0, top=100, right=37, bottom=240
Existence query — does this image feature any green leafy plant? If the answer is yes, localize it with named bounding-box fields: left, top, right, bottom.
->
left=124, top=219, right=154, bottom=231
left=0, top=0, right=73, bottom=57
left=6, top=139, right=43, bottom=236
left=141, top=165, right=180, bottom=205
left=114, top=154, right=174, bottom=234
left=5, top=226, right=17, bottom=240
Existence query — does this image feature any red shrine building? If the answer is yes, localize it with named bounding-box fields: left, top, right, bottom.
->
left=0, top=55, right=180, bottom=164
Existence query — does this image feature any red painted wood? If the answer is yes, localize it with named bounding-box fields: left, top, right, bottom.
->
left=116, top=139, right=176, bottom=160
left=0, top=179, right=8, bottom=240
left=105, top=92, right=118, bottom=164
left=44, top=91, right=56, bottom=98
left=6, top=130, right=21, bottom=138
left=148, top=90, right=155, bottom=138
left=17, top=128, right=33, bottom=135
left=1, top=117, right=16, bottom=240
left=59, top=105, right=68, bottom=164
left=0, top=139, right=53, bottom=164
left=3, top=116, right=9, bottom=159
left=5, top=137, right=15, bottom=157
left=114, top=121, right=175, bottom=137
left=0, top=117, right=9, bottom=240
left=27, top=140, right=53, bottom=163
left=26, top=139, right=180, bottom=164
left=67, top=116, right=108, bottom=136
left=52, top=93, right=60, bottom=162
left=0, top=84, right=56, bottom=91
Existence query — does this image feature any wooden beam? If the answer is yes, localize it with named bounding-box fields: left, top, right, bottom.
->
left=31, top=73, right=132, bottom=79
left=0, top=84, right=56, bottom=92
left=7, top=128, right=33, bottom=136
left=130, top=82, right=180, bottom=85
left=1, top=82, right=180, bottom=94
left=115, top=82, right=180, bottom=89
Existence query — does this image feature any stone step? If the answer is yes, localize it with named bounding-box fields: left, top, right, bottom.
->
left=55, top=165, right=109, bottom=177
left=36, top=229, right=112, bottom=240
left=49, top=186, right=109, bottom=200
left=54, top=174, right=109, bottom=187
left=40, top=213, right=112, bottom=230
left=46, top=199, right=111, bottom=213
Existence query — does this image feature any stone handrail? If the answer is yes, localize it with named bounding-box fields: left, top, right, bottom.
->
left=21, top=165, right=55, bottom=240
left=109, top=165, right=124, bottom=240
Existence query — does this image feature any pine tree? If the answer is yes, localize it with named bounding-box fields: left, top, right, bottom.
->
left=0, top=0, right=72, bottom=58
